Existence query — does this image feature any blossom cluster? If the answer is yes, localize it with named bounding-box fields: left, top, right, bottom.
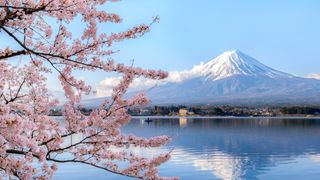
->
left=0, top=0, right=175, bottom=179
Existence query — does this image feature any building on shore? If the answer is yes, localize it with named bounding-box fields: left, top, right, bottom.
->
left=179, top=109, right=188, bottom=116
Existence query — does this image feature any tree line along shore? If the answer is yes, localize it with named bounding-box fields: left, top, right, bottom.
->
left=49, top=105, right=320, bottom=117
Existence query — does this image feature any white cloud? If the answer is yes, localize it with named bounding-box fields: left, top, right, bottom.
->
left=95, top=62, right=206, bottom=97
left=96, top=76, right=159, bottom=97
left=97, top=77, right=122, bottom=97
left=305, top=73, right=320, bottom=80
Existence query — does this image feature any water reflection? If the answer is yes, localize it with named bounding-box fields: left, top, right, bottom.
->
left=122, top=118, right=320, bottom=179
left=179, top=118, right=187, bottom=128
left=53, top=118, right=320, bottom=179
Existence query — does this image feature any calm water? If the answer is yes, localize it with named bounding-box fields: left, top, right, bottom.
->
left=53, top=117, right=320, bottom=180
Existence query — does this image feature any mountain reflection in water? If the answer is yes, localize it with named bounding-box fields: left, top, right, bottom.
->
left=53, top=117, right=320, bottom=180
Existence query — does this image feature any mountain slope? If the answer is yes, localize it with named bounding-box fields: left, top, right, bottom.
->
left=144, top=50, right=320, bottom=105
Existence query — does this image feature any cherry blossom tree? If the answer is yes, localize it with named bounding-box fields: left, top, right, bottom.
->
left=0, top=0, right=175, bottom=179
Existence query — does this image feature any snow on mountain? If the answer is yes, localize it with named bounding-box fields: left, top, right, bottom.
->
left=198, top=50, right=292, bottom=81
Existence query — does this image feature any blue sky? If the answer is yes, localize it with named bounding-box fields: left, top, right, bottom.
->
left=2, top=0, right=320, bottom=93
left=99, top=0, right=320, bottom=76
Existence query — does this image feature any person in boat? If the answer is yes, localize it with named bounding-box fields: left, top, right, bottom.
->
left=145, top=118, right=152, bottom=123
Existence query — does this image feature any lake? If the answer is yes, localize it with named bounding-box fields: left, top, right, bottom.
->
left=53, top=117, right=320, bottom=180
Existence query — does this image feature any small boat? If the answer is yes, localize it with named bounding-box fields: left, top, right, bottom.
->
left=144, top=118, right=153, bottom=123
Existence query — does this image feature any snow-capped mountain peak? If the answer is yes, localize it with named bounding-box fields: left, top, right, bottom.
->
left=198, top=50, right=291, bottom=81
left=85, top=50, right=320, bottom=106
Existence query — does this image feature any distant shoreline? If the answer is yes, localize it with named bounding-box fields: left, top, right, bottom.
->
left=49, top=106, right=320, bottom=117
left=49, top=115, right=320, bottom=119
left=132, top=116, right=320, bottom=119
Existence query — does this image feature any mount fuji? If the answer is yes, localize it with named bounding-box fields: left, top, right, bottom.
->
left=142, top=50, right=320, bottom=105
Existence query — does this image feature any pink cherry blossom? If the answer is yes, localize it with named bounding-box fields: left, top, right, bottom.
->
left=0, top=0, right=175, bottom=179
